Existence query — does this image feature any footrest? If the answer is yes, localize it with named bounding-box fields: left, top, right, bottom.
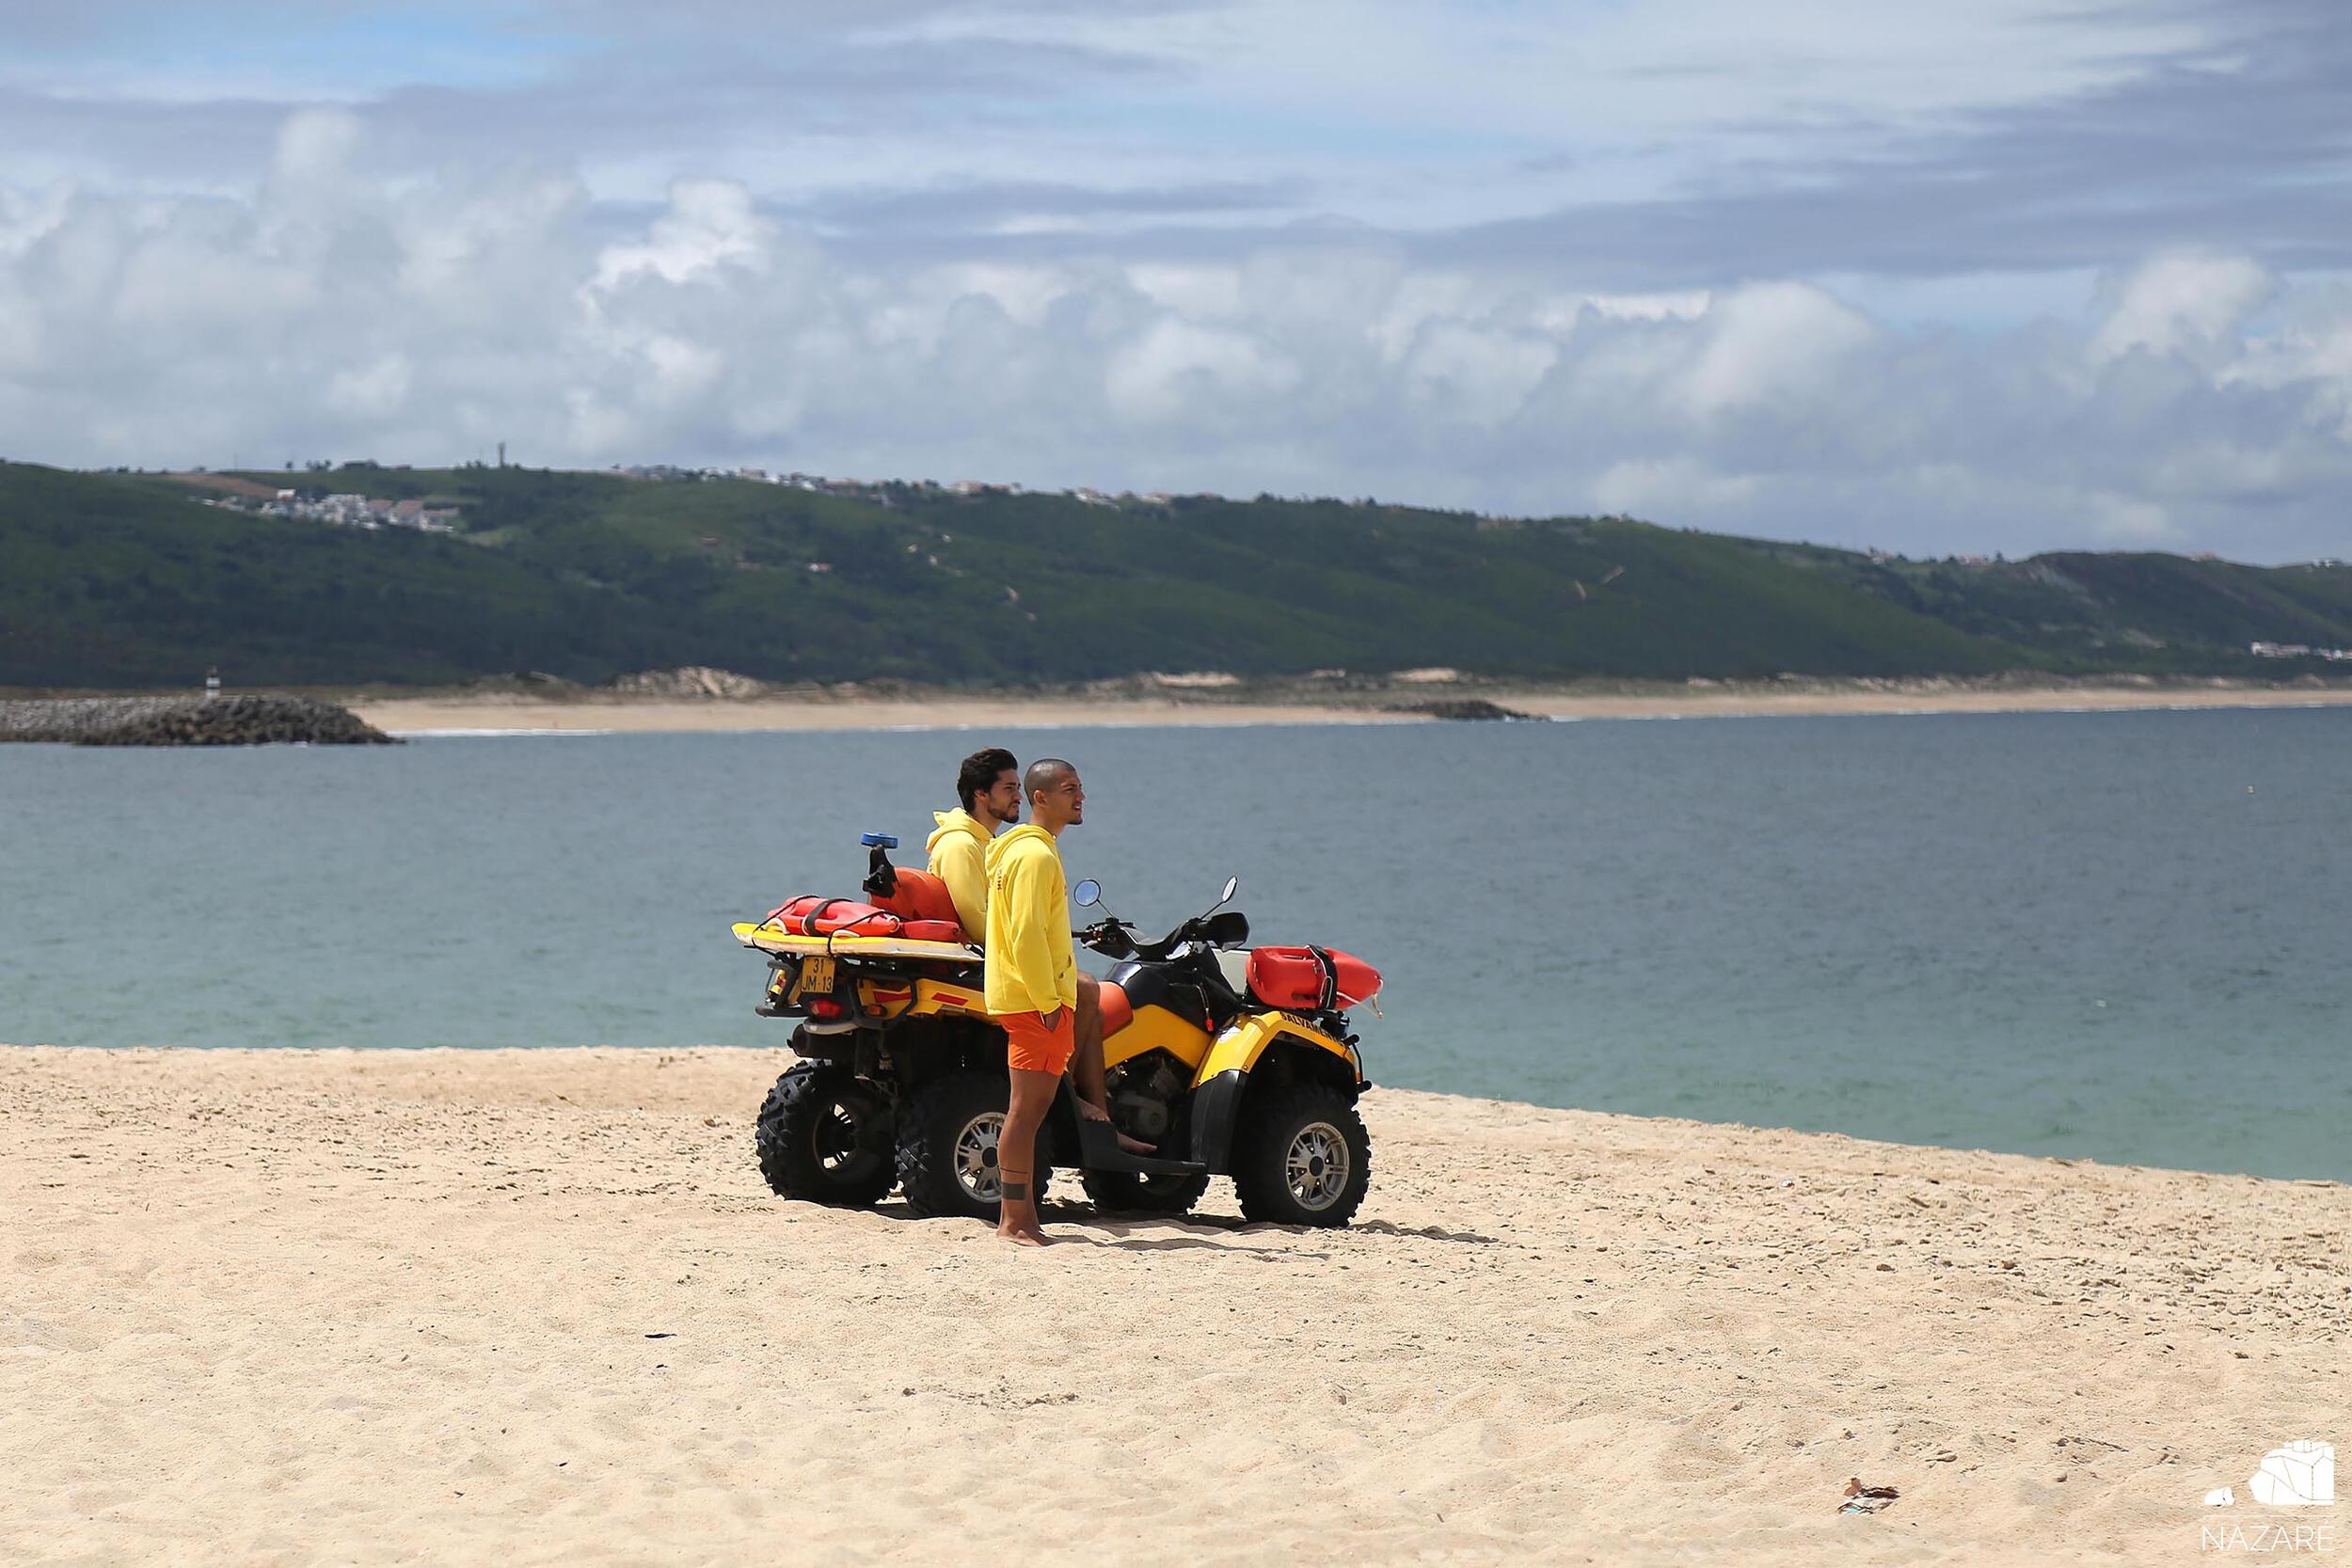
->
left=1071, top=1112, right=1207, bottom=1177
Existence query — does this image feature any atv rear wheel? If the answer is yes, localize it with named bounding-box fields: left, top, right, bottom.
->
left=1231, top=1084, right=1370, bottom=1227
left=1079, top=1168, right=1211, bottom=1217
left=896, top=1069, right=1050, bottom=1220
left=755, top=1061, right=896, bottom=1207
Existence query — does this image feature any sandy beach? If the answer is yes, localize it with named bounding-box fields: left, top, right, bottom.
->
left=348, top=682, right=2352, bottom=736
left=5, top=1046, right=2342, bottom=1565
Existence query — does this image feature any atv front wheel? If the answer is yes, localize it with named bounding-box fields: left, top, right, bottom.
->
left=1231, top=1084, right=1370, bottom=1227
left=896, top=1069, right=1050, bottom=1220
left=1080, top=1168, right=1211, bottom=1217
left=755, top=1062, right=896, bottom=1207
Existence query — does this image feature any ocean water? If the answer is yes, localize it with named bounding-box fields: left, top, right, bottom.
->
left=4, top=708, right=2346, bottom=1181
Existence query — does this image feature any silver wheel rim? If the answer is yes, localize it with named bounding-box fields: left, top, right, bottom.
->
left=817, top=1101, right=864, bottom=1176
left=953, top=1111, right=1007, bottom=1203
left=1285, top=1120, right=1349, bottom=1212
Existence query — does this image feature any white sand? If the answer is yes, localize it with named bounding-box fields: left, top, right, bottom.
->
left=348, top=684, right=2352, bottom=736
left=4, top=1046, right=2344, bottom=1565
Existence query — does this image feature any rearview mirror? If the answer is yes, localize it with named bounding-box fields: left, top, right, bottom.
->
left=1221, top=875, right=1239, bottom=905
left=1072, top=879, right=1102, bottom=908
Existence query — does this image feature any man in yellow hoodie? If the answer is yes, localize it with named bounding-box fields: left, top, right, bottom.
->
left=983, top=756, right=1089, bottom=1245
left=934, top=748, right=1122, bottom=1149
left=926, top=747, right=1019, bottom=942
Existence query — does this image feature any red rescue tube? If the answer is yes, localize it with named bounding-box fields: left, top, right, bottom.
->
left=763, top=895, right=906, bottom=938
left=1247, top=946, right=1381, bottom=1010
left=869, top=868, right=961, bottom=925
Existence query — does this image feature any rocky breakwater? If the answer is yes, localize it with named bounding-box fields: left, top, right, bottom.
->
left=1384, top=698, right=1544, bottom=721
left=0, top=695, right=400, bottom=747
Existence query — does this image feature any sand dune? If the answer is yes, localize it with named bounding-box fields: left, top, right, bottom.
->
left=3, top=1046, right=2343, bottom=1565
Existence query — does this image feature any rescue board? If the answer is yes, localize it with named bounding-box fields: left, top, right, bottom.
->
left=732, top=921, right=982, bottom=964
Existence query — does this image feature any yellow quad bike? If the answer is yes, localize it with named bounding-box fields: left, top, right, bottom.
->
left=739, top=838, right=1380, bottom=1227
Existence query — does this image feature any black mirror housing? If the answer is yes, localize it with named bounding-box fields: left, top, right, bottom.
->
left=1202, top=910, right=1250, bottom=948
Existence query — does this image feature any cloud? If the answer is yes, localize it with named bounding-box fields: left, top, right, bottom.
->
left=4, top=0, right=2344, bottom=286
left=1681, top=282, right=1876, bottom=415
left=1105, top=318, right=1300, bottom=425
left=590, top=180, right=771, bottom=289
left=2092, top=251, right=2276, bottom=364
left=2, top=117, right=2348, bottom=562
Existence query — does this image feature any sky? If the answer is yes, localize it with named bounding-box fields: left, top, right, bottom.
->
left=2, top=1, right=2349, bottom=560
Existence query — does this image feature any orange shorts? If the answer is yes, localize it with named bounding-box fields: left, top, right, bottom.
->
left=1002, top=1008, right=1074, bottom=1076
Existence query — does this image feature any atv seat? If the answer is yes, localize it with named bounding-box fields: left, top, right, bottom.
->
left=1094, top=978, right=1135, bottom=1038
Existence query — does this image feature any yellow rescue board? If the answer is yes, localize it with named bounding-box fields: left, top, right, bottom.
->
left=732, top=921, right=982, bottom=964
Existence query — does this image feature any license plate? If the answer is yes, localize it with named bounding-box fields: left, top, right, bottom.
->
left=792, top=956, right=837, bottom=999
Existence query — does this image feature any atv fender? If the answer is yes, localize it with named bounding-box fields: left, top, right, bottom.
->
left=1188, top=1015, right=1362, bottom=1173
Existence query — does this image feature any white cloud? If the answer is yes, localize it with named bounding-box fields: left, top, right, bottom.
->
left=2092, top=250, right=2276, bottom=364
left=1105, top=317, right=1300, bottom=425
left=267, top=108, right=361, bottom=191
left=326, top=352, right=411, bottom=419
left=1681, top=281, right=1877, bottom=415
left=2222, top=281, right=2352, bottom=441
left=1590, top=456, right=1763, bottom=517
left=1403, top=321, right=1556, bottom=427
left=1, top=116, right=2349, bottom=561
left=2087, top=492, right=2182, bottom=544
left=590, top=179, right=771, bottom=290
left=1576, top=292, right=1713, bottom=325
left=1126, top=262, right=1244, bottom=321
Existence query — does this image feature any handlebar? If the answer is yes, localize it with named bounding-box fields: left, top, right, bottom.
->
left=1077, top=911, right=1243, bottom=962
left=1077, top=917, right=1143, bottom=958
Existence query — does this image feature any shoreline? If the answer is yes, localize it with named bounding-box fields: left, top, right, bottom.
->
left=7, top=1044, right=2344, bottom=1564
left=15, top=1040, right=2341, bottom=1187
left=343, top=679, right=2352, bottom=736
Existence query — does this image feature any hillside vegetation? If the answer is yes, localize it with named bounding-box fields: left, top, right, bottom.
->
left=3, top=461, right=2347, bottom=689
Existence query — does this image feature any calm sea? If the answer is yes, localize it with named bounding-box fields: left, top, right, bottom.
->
left=4, top=709, right=2346, bottom=1181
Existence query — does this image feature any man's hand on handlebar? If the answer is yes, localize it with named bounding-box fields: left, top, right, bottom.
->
left=1077, top=918, right=1136, bottom=958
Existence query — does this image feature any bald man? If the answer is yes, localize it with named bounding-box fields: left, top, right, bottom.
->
left=983, top=757, right=1089, bottom=1244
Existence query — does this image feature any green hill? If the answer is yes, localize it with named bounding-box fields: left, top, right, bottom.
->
left=3, top=460, right=2346, bottom=689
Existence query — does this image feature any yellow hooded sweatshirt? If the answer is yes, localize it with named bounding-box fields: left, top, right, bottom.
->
left=926, top=808, right=995, bottom=942
left=983, top=824, right=1075, bottom=1018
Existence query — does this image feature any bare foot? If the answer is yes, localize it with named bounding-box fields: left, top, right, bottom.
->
left=1114, top=1130, right=1158, bottom=1156
left=996, top=1200, right=1053, bottom=1246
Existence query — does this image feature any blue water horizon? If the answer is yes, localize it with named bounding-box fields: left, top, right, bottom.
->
left=5, top=706, right=2345, bottom=1182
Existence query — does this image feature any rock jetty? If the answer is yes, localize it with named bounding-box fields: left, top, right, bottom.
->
left=0, top=695, right=399, bottom=747
left=1385, top=698, right=1544, bottom=721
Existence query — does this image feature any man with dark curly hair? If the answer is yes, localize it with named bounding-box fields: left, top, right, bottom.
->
left=928, top=746, right=1020, bottom=942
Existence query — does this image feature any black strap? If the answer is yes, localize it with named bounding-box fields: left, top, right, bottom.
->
left=1305, top=945, right=1340, bottom=1011
left=801, top=897, right=850, bottom=936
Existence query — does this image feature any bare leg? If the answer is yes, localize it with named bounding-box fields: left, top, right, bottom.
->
left=997, top=1067, right=1060, bottom=1245
left=1069, top=976, right=1155, bottom=1155
left=1073, top=976, right=1108, bottom=1116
